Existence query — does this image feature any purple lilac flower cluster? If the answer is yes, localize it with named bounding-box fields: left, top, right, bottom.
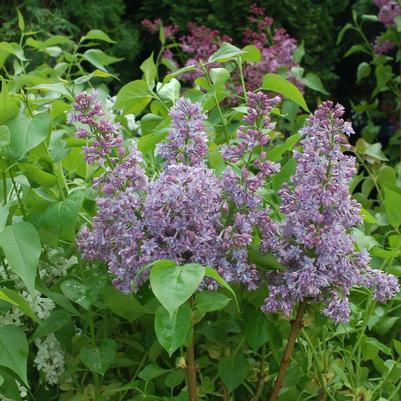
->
left=372, top=0, right=401, bottom=54
left=260, top=101, right=399, bottom=323
left=68, top=91, right=124, bottom=165
left=141, top=4, right=301, bottom=90
left=76, top=95, right=277, bottom=292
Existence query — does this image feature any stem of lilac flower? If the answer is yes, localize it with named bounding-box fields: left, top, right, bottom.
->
left=269, top=302, right=306, bottom=401
left=186, top=336, right=197, bottom=401
left=236, top=57, right=248, bottom=102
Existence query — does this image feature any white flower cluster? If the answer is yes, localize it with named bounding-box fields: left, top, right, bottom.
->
left=34, top=334, right=65, bottom=386
left=0, top=381, right=28, bottom=401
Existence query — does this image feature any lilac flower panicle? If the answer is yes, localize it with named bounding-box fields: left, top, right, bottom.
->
left=157, top=98, right=208, bottom=165
left=69, top=91, right=124, bottom=165
left=260, top=101, right=399, bottom=323
left=374, top=0, right=401, bottom=27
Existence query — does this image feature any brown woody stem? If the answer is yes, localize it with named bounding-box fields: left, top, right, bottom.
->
left=186, top=338, right=197, bottom=401
left=269, top=302, right=307, bottom=401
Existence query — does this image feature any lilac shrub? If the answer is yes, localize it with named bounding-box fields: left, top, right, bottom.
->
left=260, top=101, right=399, bottom=323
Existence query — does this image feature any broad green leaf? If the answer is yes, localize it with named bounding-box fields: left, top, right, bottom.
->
left=373, top=65, right=393, bottom=97
left=5, top=111, right=52, bottom=159
left=18, top=163, right=57, bottom=188
left=165, top=370, right=185, bottom=388
left=384, top=187, right=401, bottom=227
left=164, top=65, right=196, bottom=83
left=157, top=78, right=180, bottom=104
left=0, top=222, right=41, bottom=295
left=241, top=45, right=261, bottom=62
left=208, top=42, right=245, bottom=63
left=40, top=199, right=79, bottom=241
left=138, top=363, right=169, bottom=381
left=210, top=68, right=230, bottom=86
left=103, top=286, right=144, bottom=321
left=154, top=304, right=192, bottom=356
left=205, top=267, right=239, bottom=311
left=82, top=49, right=122, bottom=72
left=115, top=80, right=152, bottom=115
left=244, top=309, right=271, bottom=351
left=61, top=279, right=91, bottom=310
left=267, top=133, right=300, bottom=162
left=31, top=309, right=71, bottom=341
left=352, top=228, right=379, bottom=250
left=361, top=335, right=391, bottom=361
left=0, top=42, right=26, bottom=61
left=138, top=130, right=169, bottom=153
left=0, top=81, right=19, bottom=124
left=150, top=261, right=205, bottom=316
left=195, top=291, right=231, bottom=312
left=0, top=288, right=36, bottom=321
left=272, top=158, right=296, bottom=191
left=364, top=142, right=388, bottom=161
left=377, top=165, right=396, bottom=188
left=80, top=339, right=117, bottom=375
left=0, top=326, right=28, bottom=385
left=218, top=354, right=249, bottom=391
left=140, top=53, right=157, bottom=88
left=84, top=29, right=116, bottom=43
left=262, top=73, right=309, bottom=112
left=248, top=248, right=286, bottom=271
left=302, top=73, right=329, bottom=95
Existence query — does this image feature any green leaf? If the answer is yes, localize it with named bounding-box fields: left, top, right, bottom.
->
left=374, top=65, right=393, bottom=96
left=352, top=228, right=379, bottom=251
left=395, top=15, right=401, bottom=32
left=208, top=42, right=245, bottom=63
left=0, top=42, right=26, bottom=61
left=218, top=354, right=249, bottom=391
left=293, top=41, right=305, bottom=63
left=150, top=260, right=205, bottom=316
left=103, top=286, right=144, bottom=321
left=384, top=187, right=401, bottom=227
left=31, top=309, right=71, bottom=341
left=138, top=363, right=169, bottom=381
left=0, top=222, right=41, bottom=295
left=61, top=279, right=91, bottom=310
left=16, top=9, right=25, bottom=32
left=138, top=130, right=169, bottom=153
left=74, top=69, right=116, bottom=85
left=302, top=73, right=329, bottom=95
left=0, top=81, right=19, bottom=124
left=337, top=23, right=354, bottom=45
left=80, top=339, right=117, bottom=375
left=82, top=49, right=122, bottom=72
left=0, top=206, right=8, bottom=232
left=195, top=291, right=231, bottom=312
left=262, top=73, right=309, bottom=112
left=364, top=142, right=388, bottom=161
left=40, top=199, right=79, bottom=241
left=0, top=325, right=28, bottom=385
left=5, top=111, right=52, bottom=159
left=344, top=44, right=369, bottom=58
left=84, top=29, right=116, bottom=43
left=241, top=45, right=261, bottom=62
left=204, top=267, right=239, bottom=311
left=115, top=80, right=152, bottom=115
left=164, top=65, right=197, bottom=83
left=154, top=304, right=192, bottom=356
left=210, top=68, right=230, bottom=86
left=357, top=62, right=371, bottom=83
left=157, top=78, right=180, bottom=104
left=361, top=335, right=391, bottom=360
left=165, top=370, right=185, bottom=388
left=267, top=133, right=301, bottom=162
left=0, top=125, right=10, bottom=147
left=0, top=288, right=36, bottom=321
left=140, top=53, right=157, bottom=88
left=18, top=163, right=57, bottom=188
left=244, top=309, right=271, bottom=351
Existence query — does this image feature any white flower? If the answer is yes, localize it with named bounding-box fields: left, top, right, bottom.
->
left=39, top=246, right=77, bottom=284
left=125, top=114, right=139, bottom=131
left=22, top=290, right=55, bottom=320
left=34, top=334, right=65, bottom=385
left=0, top=308, right=23, bottom=327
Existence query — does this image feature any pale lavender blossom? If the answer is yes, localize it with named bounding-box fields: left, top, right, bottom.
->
left=374, top=0, right=401, bottom=27
left=261, top=101, right=399, bottom=323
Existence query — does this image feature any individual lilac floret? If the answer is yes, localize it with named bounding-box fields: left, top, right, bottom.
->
left=260, top=101, right=399, bottom=323
left=69, top=91, right=124, bottom=165
left=157, top=98, right=208, bottom=165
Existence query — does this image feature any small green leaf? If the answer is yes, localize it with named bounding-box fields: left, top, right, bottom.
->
left=208, top=42, right=245, bottom=63
left=31, top=309, right=71, bottom=341
left=344, top=44, right=369, bottom=58
left=262, top=73, right=309, bottom=112
left=293, top=41, right=305, bottom=63
left=154, top=304, right=192, bottom=356
left=357, top=62, right=371, bottom=83
left=16, top=9, right=25, bottom=32
left=19, top=163, right=57, bottom=188
left=61, top=279, right=91, bottom=310
left=218, top=354, right=249, bottom=391
left=150, top=261, right=205, bottom=316
left=0, top=222, right=41, bottom=295
left=0, top=80, right=19, bottom=124
left=302, top=73, right=329, bottom=95
left=0, top=325, right=28, bottom=385
left=103, top=286, right=144, bottom=321
left=80, top=339, right=117, bottom=375
left=244, top=309, right=271, bottom=351
left=140, top=53, right=157, bottom=88
left=83, top=49, right=122, bottom=72
left=84, top=29, right=116, bottom=43
left=138, top=363, right=169, bottom=381
left=210, top=68, right=230, bottom=86
left=241, top=45, right=261, bottom=62
left=0, top=288, right=36, bottom=321
left=157, top=78, right=180, bottom=104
